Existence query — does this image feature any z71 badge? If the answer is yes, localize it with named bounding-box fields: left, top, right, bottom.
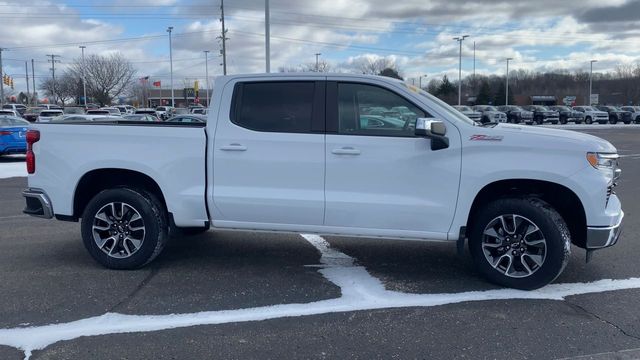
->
left=469, top=134, right=504, bottom=141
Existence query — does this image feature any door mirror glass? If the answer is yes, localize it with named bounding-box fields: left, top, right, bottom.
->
left=415, top=118, right=449, bottom=150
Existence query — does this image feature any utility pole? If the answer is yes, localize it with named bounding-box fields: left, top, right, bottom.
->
left=204, top=50, right=210, bottom=106
left=589, top=59, right=598, bottom=105
left=47, top=54, right=61, bottom=105
left=0, top=48, right=4, bottom=105
left=505, top=57, right=513, bottom=106
left=31, top=59, right=36, bottom=105
left=473, top=41, right=476, bottom=92
left=419, top=74, right=427, bottom=89
left=265, top=0, right=270, bottom=73
left=219, top=0, right=228, bottom=75
left=453, top=35, right=469, bottom=106
left=79, top=46, right=87, bottom=107
left=167, top=27, right=174, bottom=106
left=315, top=53, right=321, bottom=71
left=25, top=61, right=30, bottom=103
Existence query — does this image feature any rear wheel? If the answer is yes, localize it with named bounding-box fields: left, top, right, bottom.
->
left=535, top=116, right=543, bottom=125
left=636, top=116, right=640, bottom=124
left=81, top=188, right=169, bottom=269
left=468, top=198, right=570, bottom=290
left=585, top=116, right=592, bottom=124
left=559, top=116, right=567, bottom=125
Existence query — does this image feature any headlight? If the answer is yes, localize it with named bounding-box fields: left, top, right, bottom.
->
left=587, top=152, right=620, bottom=182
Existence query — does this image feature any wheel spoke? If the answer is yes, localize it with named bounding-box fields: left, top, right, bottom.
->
left=483, top=227, right=502, bottom=239
left=524, top=238, right=545, bottom=246
left=491, top=253, right=511, bottom=269
left=483, top=242, right=502, bottom=249
left=96, top=236, right=116, bottom=250
left=126, top=236, right=143, bottom=250
left=520, top=255, right=533, bottom=275
left=129, top=225, right=145, bottom=232
left=95, top=212, right=112, bottom=224
left=523, top=253, right=544, bottom=267
left=92, top=224, right=110, bottom=231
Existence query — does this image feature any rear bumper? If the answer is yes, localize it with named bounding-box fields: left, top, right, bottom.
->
left=22, top=188, right=54, bottom=219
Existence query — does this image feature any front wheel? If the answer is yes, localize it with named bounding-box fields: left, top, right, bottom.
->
left=81, top=188, right=169, bottom=269
left=468, top=198, right=570, bottom=290
left=585, top=116, right=592, bottom=124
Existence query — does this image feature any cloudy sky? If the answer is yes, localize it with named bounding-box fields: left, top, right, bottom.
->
left=0, top=0, right=639, bottom=93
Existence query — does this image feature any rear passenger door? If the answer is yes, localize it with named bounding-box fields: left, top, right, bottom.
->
left=212, top=79, right=326, bottom=227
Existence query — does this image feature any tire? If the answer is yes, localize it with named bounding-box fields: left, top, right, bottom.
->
left=585, top=116, right=592, bottom=124
left=81, top=188, right=169, bottom=269
left=468, top=197, right=570, bottom=290
left=610, top=117, right=617, bottom=124
left=636, top=116, right=640, bottom=124
left=559, top=116, right=567, bottom=125
left=535, top=117, right=543, bottom=125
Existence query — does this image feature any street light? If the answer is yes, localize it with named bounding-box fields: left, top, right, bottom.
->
left=204, top=50, right=210, bottom=107
left=419, top=74, right=427, bottom=89
left=589, top=60, right=598, bottom=105
left=453, top=35, right=469, bottom=105
left=315, top=53, right=321, bottom=72
left=167, top=26, right=174, bottom=107
left=79, top=46, right=87, bottom=107
left=505, top=58, right=513, bottom=106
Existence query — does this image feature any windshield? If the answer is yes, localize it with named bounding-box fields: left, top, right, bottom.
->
left=0, top=116, right=29, bottom=126
left=400, top=83, right=476, bottom=125
left=40, top=111, right=62, bottom=116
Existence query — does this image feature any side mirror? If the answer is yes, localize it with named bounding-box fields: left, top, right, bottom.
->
left=415, top=118, right=449, bottom=150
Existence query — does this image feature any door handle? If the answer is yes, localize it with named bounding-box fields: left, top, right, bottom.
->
left=332, top=147, right=361, bottom=155
left=219, top=143, right=247, bottom=151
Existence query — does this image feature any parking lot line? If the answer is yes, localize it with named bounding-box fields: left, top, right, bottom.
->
left=2, top=233, right=640, bottom=360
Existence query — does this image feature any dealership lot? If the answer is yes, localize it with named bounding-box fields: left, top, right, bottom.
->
left=1, top=128, right=640, bottom=359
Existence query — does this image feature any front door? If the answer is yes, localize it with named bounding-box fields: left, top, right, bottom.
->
left=324, top=81, right=461, bottom=238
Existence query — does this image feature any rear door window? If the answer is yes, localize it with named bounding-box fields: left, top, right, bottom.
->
left=232, top=81, right=316, bottom=133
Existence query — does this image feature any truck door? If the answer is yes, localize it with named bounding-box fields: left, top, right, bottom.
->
left=211, top=79, right=326, bottom=226
left=324, top=80, right=461, bottom=238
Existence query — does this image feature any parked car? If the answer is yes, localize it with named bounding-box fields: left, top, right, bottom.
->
left=190, top=107, right=208, bottom=115
left=63, top=107, right=85, bottom=115
left=22, top=73, right=623, bottom=290
left=0, top=116, right=29, bottom=156
left=166, top=114, right=207, bottom=123
left=115, top=105, right=135, bottom=115
left=86, top=109, right=111, bottom=116
left=496, top=105, right=534, bottom=124
left=0, top=110, right=19, bottom=117
left=52, top=115, right=122, bottom=123
left=548, top=106, right=585, bottom=124
left=23, top=107, right=42, bottom=122
left=572, top=106, right=609, bottom=124
left=2, top=103, right=27, bottom=116
left=471, top=105, right=507, bottom=123
left=168, top=107, right=190, bottom=118
left=155, top=106, right=173, bottom=120
left=134, top=108, right=159, bottom=116
left=122, top=114, right=161, bottom=122
left=38, top=104, right=63, bottom=110
left=596, top=106, right=632, bottom=124
left=36, top=109, right=64, bottom=122
left=452, top=106, right=482, bottom=122
left=101, top=107, right=123, bottom=116
left=620, top=106, right=640, bottom=123
left=521, top=105, right=559, bottom=125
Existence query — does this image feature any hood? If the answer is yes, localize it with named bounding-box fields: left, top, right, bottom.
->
left=490, top=123, right=616, bottom=153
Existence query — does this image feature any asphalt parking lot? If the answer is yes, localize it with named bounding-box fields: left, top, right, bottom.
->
left=1, top=127, right=640, bottom=360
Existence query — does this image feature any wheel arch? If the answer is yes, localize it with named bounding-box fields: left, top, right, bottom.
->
left=73, top=168, right=168, bottom=220
left=466, top=179, right=587, bottom=248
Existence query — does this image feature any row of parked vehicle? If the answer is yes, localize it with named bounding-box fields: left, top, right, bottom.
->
left=0, top=103, right=208, bottom=124
left=453, top=105, right=640, bottom=125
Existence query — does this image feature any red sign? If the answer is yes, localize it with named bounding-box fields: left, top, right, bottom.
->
left=153, top=81, right=161, bottom=87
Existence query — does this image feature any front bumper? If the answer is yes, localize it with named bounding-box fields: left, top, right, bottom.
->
left=22, top=188, right=54, bottom=219
left=586, top=211, right=623, bottom=249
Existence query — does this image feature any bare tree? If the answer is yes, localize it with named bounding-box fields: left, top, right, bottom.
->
left=39, top=74, right=77, bottom=105
left=278, top=60, right=332, bottom=73
left=354, top=57, right=397, bottom=75
left=67, top=53, right=136, bottom=106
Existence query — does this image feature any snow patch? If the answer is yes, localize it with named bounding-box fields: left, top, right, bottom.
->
left=2, top=234, right=640, bottom=359
left=0, top=161, right=27, bottom=179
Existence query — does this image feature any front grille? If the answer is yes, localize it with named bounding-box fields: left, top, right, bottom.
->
left=606, top=184, right=613, bottom=206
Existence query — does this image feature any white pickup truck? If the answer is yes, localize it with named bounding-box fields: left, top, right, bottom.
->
left=22, top=74, right=623, bottom=290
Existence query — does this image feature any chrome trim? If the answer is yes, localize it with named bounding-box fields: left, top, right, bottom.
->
left=22, top=188, right=54, bottom=219
left=586, top=210, right=624, bottom=249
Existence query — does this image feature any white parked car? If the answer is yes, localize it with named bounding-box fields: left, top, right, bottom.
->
left=22, top=73, right=623, bottom=290
left=100, top=107, right=122, bottom=116
left=0, top=109, right=19, bottom=117
left=572, top=106, right=610, bottom=124
left=2, top=103, right=27, bottom=116
left=472, top=105, right=508, bottom=123
left=36, top=109, right=64, bottom=122
left=453, top=105, right=482, bottom=122
left=155, top=106, right=173, bottom=120
left=620, top=106, right=640, bottom=123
